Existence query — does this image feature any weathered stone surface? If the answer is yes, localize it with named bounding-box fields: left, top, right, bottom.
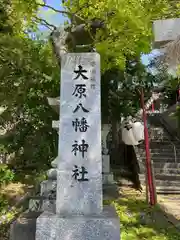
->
left=36, top=206, right=120, bottom=240
left=102, top=172, right=114, bottom=184
left=56, top=170, right=102, bottom=215
left=103, top=184, right=119, bottom=201
left=29, top=198, right=56, bottom=212
left=10, top=211, right=41, bottom=240
left=101, top=124, right=111, bottom=154
left=57, top=115, right=102, bottom=171
left=51, top=156, right=58, bottom=168
left=29, top=199, right=42, bottom=212
left=47, top=168, right=57, bottom=180
left=40, top=180, right=56, bottom=196
left=153, top=18, right=180, bottom=48
left=41, top=200, right=56, bottom=213
left=102, top=155, right=110, bottom=173
left=57, top=53, right=102, bottom=215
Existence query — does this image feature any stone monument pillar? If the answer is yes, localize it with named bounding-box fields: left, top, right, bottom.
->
left=102, top=124, right=114, bottom=184
left=36, top=53, right=120, bottom=240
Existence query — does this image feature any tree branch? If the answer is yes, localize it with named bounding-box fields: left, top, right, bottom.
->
left=37, top=3, right=85, bottom=21
left=34, top=16, right=56, bottom=30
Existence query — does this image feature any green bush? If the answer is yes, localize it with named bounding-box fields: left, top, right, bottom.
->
left=0, top=164, right=14, bottom=185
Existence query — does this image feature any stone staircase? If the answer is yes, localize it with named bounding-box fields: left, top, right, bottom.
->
left=135, top=115, right=180, bottom=194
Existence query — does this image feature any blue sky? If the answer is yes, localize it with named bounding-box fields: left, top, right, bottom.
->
left=141, top=49, right=160, bottom=65
left=39, top=0, right=66, bottom=27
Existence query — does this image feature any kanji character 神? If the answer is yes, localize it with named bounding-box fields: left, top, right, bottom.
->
left=72, top=139, right=89, bottom=158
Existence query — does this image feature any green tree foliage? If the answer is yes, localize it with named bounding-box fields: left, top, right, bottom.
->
left=63, top=0, right=177, bottom=71
left=0, top=0, right=13, bottom=34
left=0, top=1, right=60, bottom=178
left=0, top=164, right=14, bottom=185
left=60, top=0, right=178, bottom=124
left=0, top=39, right=59, bottom=172
left=101, top=58, right=164, bottom=122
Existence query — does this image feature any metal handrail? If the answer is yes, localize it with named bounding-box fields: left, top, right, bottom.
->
left=159, top=116, right=177, bottom=163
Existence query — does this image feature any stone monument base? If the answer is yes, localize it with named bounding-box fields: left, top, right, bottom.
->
left=36, top=206, right=120, bottom=240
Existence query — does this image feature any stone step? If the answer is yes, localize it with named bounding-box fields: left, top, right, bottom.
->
left=137, top=156, right=180, bottom=161
left=156, top=173, right=180, bottom=181
left=138, top=140, right=175, bottom=143
left=140, top=167, right=180, bottom=175
left=138, top=146, right=180, bottom=152
left=150, top=151, right=180, bottom=157
left=137, top=149, right=180, bottom=155
left=148, top=137, right=169, bottom=141
left=139, top=157, right=180, bottom=162
left=137, top=153, right=180, bottom=158
left=138, top=157, right=180, bottom=162
left=152, top=162, right=180, bottom=168
left=119, top=178, right=180, bottom=193
left=138, top=154, right=180, bottom=159
left=142, top=185, right=180, bottom=194
left=139, top=160, right=180, bottom=164
left=137, top=154, right=179, bottom=158
left=136, top=145, right=180, bottom=151
left=137, top=151, right=180, bottom=156
left=152, top=152, right=180, bottom=157
left=139, top=159, right=180, bottom=164
left=149, top=136, right=169, bottom=139
left=138, top=142, right=180, bottom=148
left=140, top=177, right=180, bottom=187
left=140, top=173, right=180, bottom=181
left=138, top=146, right=180, bottom=150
